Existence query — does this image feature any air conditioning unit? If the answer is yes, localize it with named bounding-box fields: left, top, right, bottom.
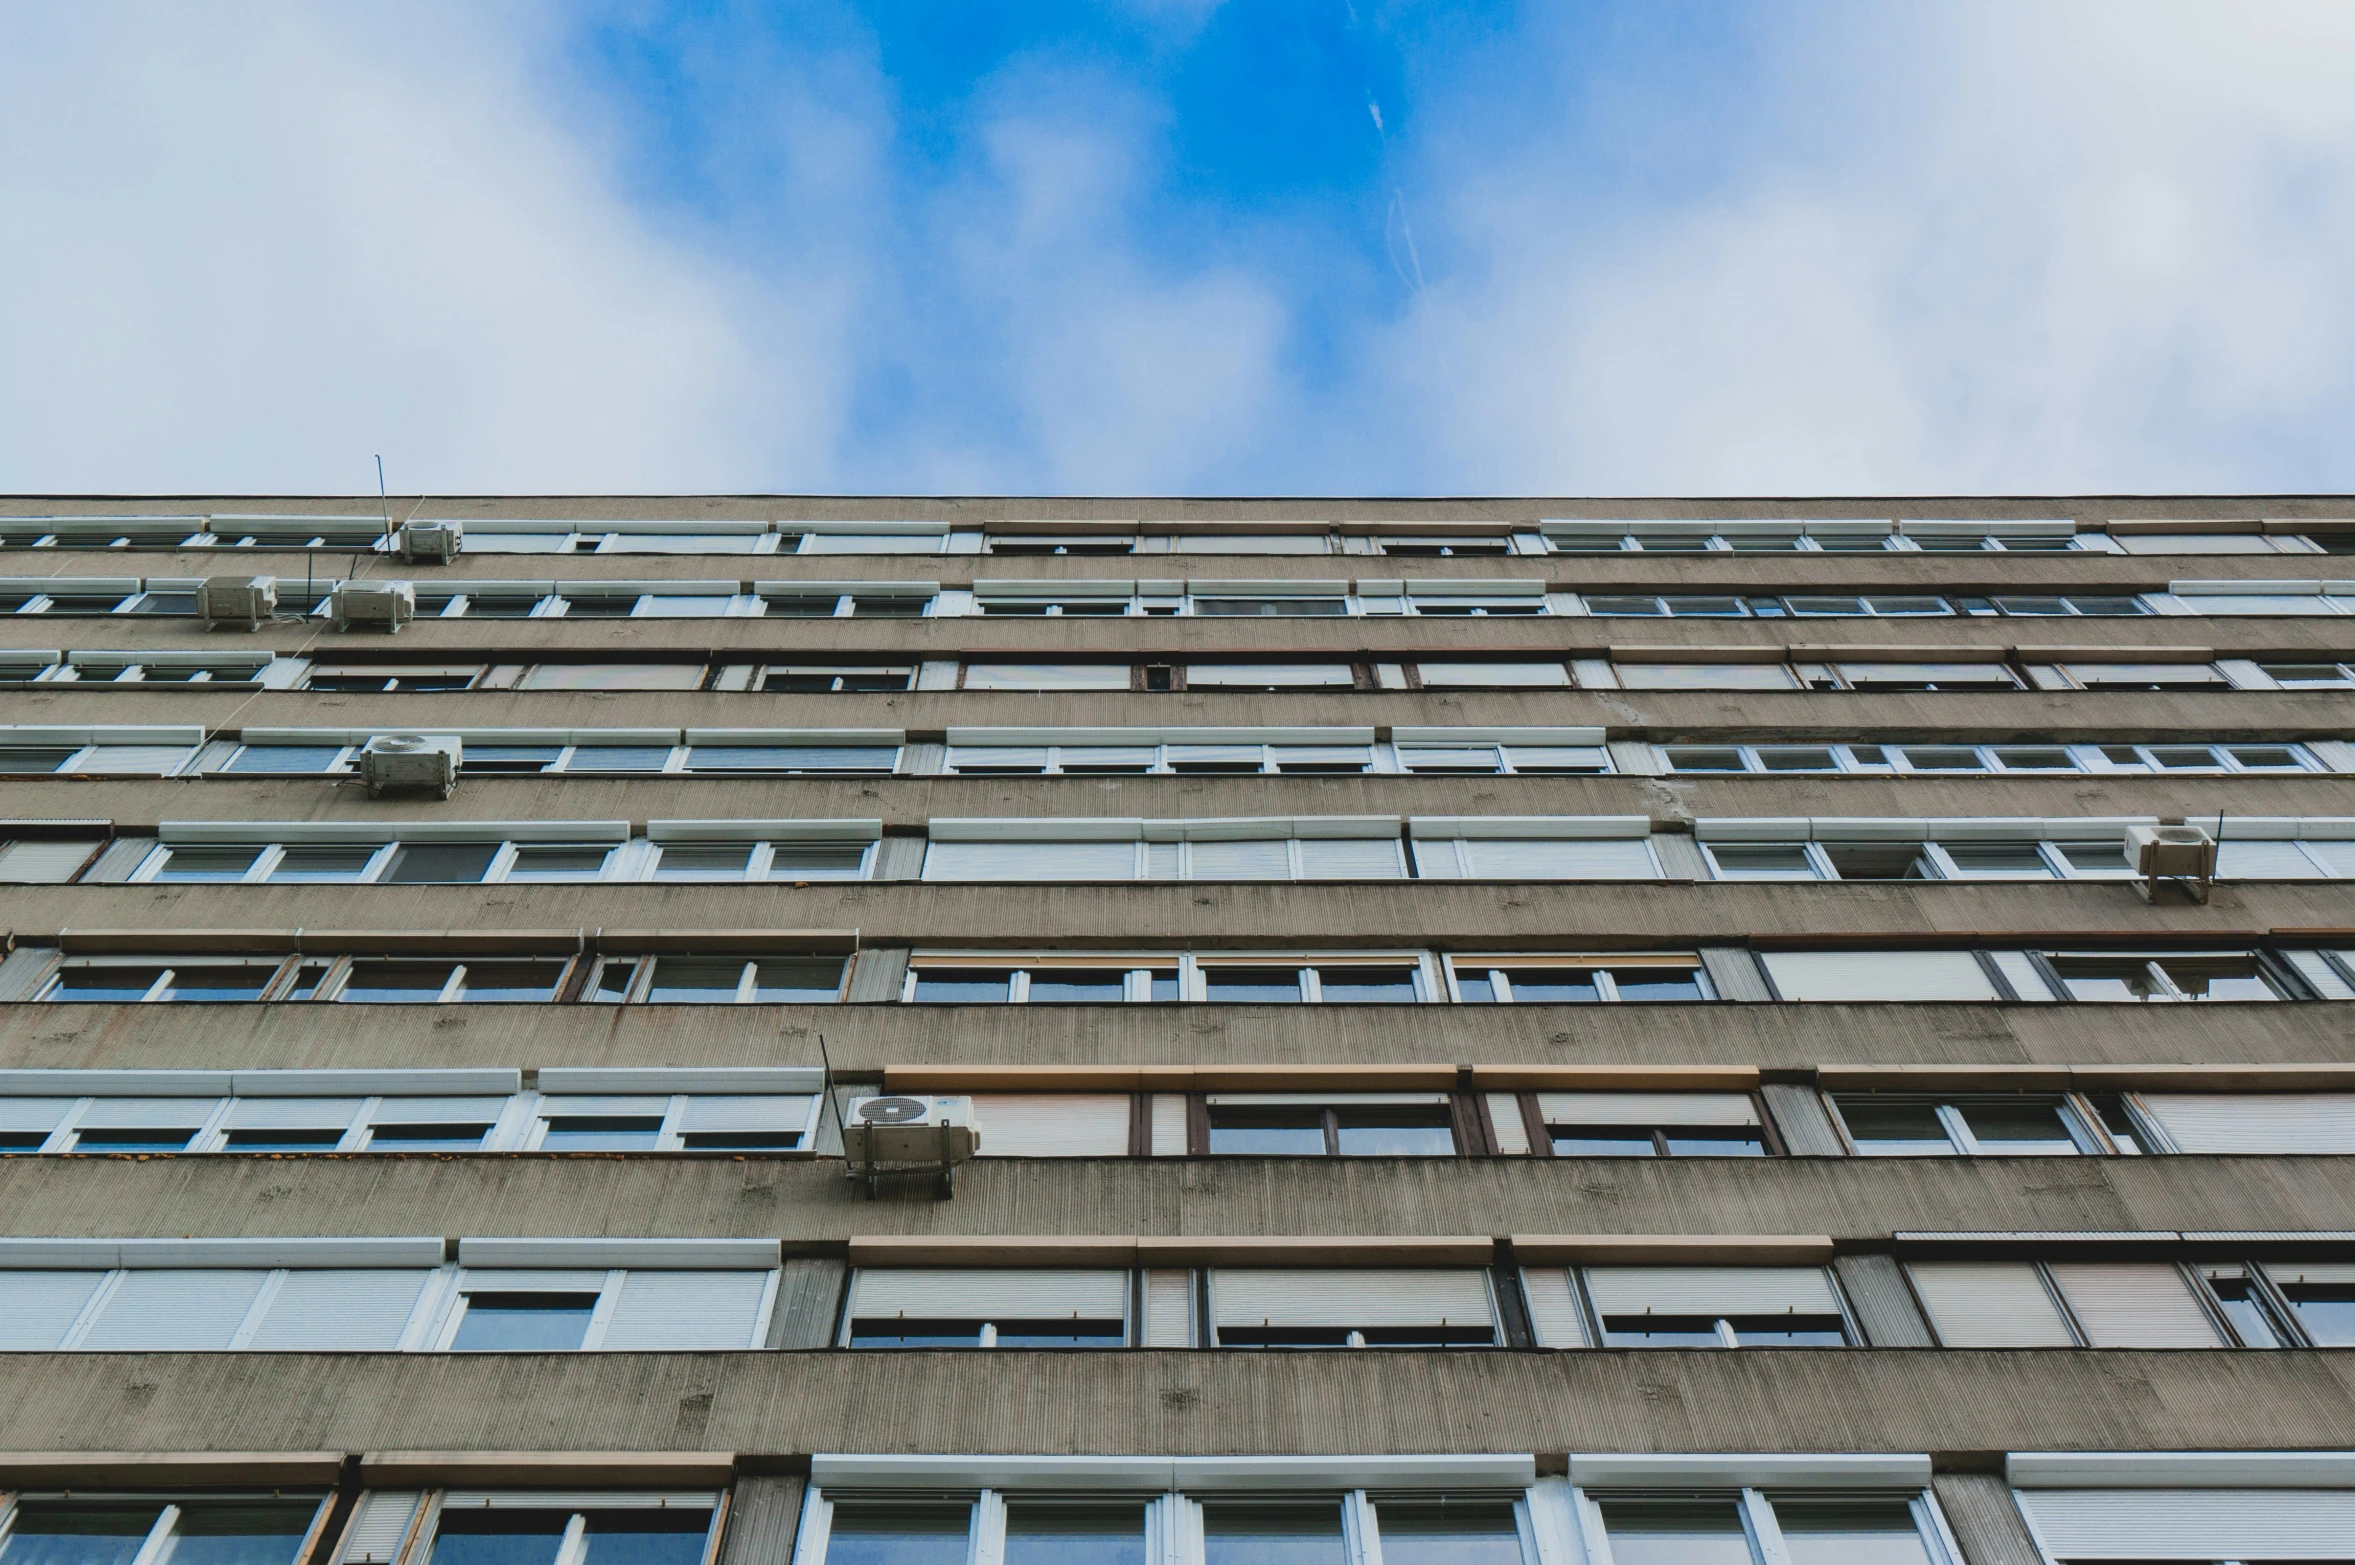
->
left=2126, top=822, right=2217, bottom=902
left=332, top=579, right=416, bottom=632
left=199, top=575, right=276, bottom=631
left=842, top=1094, right=979, bottom=1196
left=360, top=734, right=461, bottom=799
left=397, top=519, right=463, bottom=563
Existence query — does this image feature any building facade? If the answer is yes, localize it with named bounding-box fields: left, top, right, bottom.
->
left=1, top=495, right=2353, bottom=1565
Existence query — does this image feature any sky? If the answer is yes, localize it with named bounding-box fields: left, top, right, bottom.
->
left=2, top=1, right=2353, bottom=497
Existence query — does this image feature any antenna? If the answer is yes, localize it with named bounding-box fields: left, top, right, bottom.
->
left=815, top=1032, right=844, bottom=1148
left=376, top=455, right=394, bottom=545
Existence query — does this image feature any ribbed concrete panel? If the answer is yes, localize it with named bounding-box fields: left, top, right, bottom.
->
left=6, top=999, right=2350, bottom=1077
left=767, top=1259, right=846, bottom=1350
left=0, top=1152, right=2346, bottom=1245
left=0, top=1349, right=2347, bottom=1456
left=1930, top=1474, right=2042, bottom=1565
left=717, top=1476, right=805, bottom=1565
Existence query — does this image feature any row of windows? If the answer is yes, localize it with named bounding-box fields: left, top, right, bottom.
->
left=8, top=509, right=2348, bottom=556
left=4, top=1465, right=2344, bottom=1565
left=12, top=945, right=2350, bottom=1007
left=20, top=815, right=2345, bottom=889
left=25, top=575, right=2355, bottom=623
left=0, top=1078, right=820, bottom=1155
left=16, top=650, right=2348, bottom=695
left=0, top=1243, right=2343, bottom=1355
left=10, top=728, right=2341, bottom=781
left=1, top=1072, right=2349, bottom=1162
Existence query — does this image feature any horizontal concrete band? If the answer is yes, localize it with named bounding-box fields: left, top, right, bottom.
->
left=0, top=1451, right=737, bottom=1487
left=0, top=1349, right=2347, bottom=1456
left=842, top=1235, right=1831, bottom=1267
left=0, top=1156, right=2347, bottom=1247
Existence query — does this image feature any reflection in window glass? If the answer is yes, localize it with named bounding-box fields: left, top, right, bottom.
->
left=1002, top=1503, right=1147, bottom=1565
left=912, top=968, right=1013, bottom=1002
left=1316, top=967, right=1419, bottom=1002
left=824, top=1504, right=972, bottom=1565
left=428, top=1514, right=568, bottom=1565
left=0, top=1502, right=166, bottom=1565
left=1207, top=1107, right=1327, bottom=1155
left=1597, top=1499, right=1754, bottom=1565
left=1330, top=1106, right=1456, bottom=1155
left=1774, top=1500, right=1934, bottom=1565
left=2282, top=1282, right=2355, bottom=1345
left=1373, top=1502, right=1525, bottom=1565
left=1836, top=1099, right=1955, bottom=1155
left=450, top=1292, right=598, bottom=1350
left=1026, top=969, right=1127, bottom=1002
left=149, top=1504, right=319, bottom=1565
left=46, top=966, right=173, bottom=1001
left=1202, top=967, right=1303, bottom=1003
left=157, top=845, right=265, bottom=882
left=1201, top=1503, right=1346, bottom=1565
left=574, top=1513, right=710, bottom=1565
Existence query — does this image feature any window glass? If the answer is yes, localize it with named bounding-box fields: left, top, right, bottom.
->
left=1026, top=969, right=1128, bottom=1002
left=1330, top=1105, right=1456, bottom=1155
left=0, top=1501, right=169, bottom=1565
left=1372, top=1503, right=1523, bottom=1565
left=1001, top=1503, right=1147, bottom=1565
left=1939, top=841, right=2052, bottom=877
left=1201, top=1503, right=1345, bottom=1565
left=225, top=745, right=347, bottom=774
left=541, top=1115, right=665, bottom=1150
left=654, top=844, right=756, bottom=880
left=1952, top=1098, right=2080, bottom=1153
left=462, top=746, right=563, bottom=774
left=368, top=1120, right=494, bottom=1151
left=506, top=845, right=613, bottom=880
left=156, top=845, right=264, bottom=881
left=142, top=1502, right=317, bottom=1565
left=1773, top=1500, right=1934, bottom=1565
left=381, top=842, right=500, bottom=883
left=823, top=1505, right=971, bottom=1565
left=1496, top=967, right=1601, bottom=1003
left=269, top=844, right=385, bottom=882
left=1316, top=966, right=1419, bottom=1002
left=339, top=961, right=459, bottom=1003
left=912, top=967, right=1013, bottom=1002
left=565, top=746, right=674, bottom=772
left=451, top=1292, right=598, bottom=1350
left=455, top=961, right=567, bottom=1001
left=2156, top=955, right=2282, bottom=1000
left=1837, top=1099, right=1955, bottom=1155
left=428, top=1513, right=569, bottom=1565
left=1207, top=1106, right=1327, bottom=1155
left=768, top=843, right=871, bottom=878
left=2280, top=1281, right=2355, bottom=1344
left=1597, top=1500, right=1754, bottom=1565
left=1202, top=967, right=1303, bottom=1003
left=1709, top=844, right=1816, bottom=877
left=46, top=965, right=173, bottom=1002
left=1611, top=966, right=1708, bottom=1001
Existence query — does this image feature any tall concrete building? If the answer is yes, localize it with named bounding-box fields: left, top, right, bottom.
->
left=1, top=495, right=2353, bottom=1565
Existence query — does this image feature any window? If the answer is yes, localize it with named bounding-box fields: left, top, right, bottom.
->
left=593, top=955, right=847, bottom=1004
left=842, top=1269, right=1130, bottom=1347
left=418, top=1496, right=720, bottom=1565
left=1204, top=1094, right=1458, bottom=1156
left=1409, top=661, right=1574, bottom=688
left=1829, top=1095, right=2102, bottom=1156
left=905, top=957, right=1177, bottom=1003
left=1701, top=834, right=2141, bottom=884
left=0, top=1495, right=326, bottom=1565
left=1446, top=955, right=1709, bottom=1003
left=1615, top=663, right=1800, bottom=691
left=1209, top=1268, right=1499, bottom=1347
left=2011, top=1472, right=2355, bottom=1563
left=1410, top=828, right=1658, bottom=881
left=1527, top=1266, right=1850, bottom=1348
left=1905, top=1257, right=2236, bottom=1347
left=1533, top=1092, right=1767, bottom=1157
left=1588, top=1492, right=1942, bottom=1565
left=1182, top=663, right=1359, bottom=690
left=921, top=825, right=1407, bottom=883
left=2046, top=953, right=2287, bottom=1001
left=753, top=665, right=916, bottom=693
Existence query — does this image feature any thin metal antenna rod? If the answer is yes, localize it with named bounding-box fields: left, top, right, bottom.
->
left=376, top=455, right=393, bottom=544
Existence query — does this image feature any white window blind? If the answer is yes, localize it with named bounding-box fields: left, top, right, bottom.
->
left=0, top=840, right=98, bottom=882
left=1906, top=1262, right=2076, bottom=1346
left=962, top=663, right=1131, bottom=691
left=1581, top=1266, right=1837, bottom=1316
left=2139, top=1093, right=2355, bottom=1153
left=223, top=1097, right=366, bottom=1131
left=0, top=1271, right=106, bottom=1348
left=76, top=1097, right=217, bottom=1130
left=600, top=1270, right=771, bottom=1350
left=1413, top=838, right=1657, bottom=879
left=1536, top=1092, right=1759, bottom=1127
left=1209, top=1269, right=1495, bottom=1334
left=1142, top=1269, right=1195, bottom=1347
left=1185, top=663, right=1354, bottom=687
left=0, top=1099, right=75, bottom=1135
left=1761, top=950, right=2000, bottom=1001
left=970, top=1095, right=1132, bottom=1157
left=339, top=1493, right=422, bottom=1565
left=2044, top=1263, right=2224, bottom=1347
left=1295, top=837, right=1408, bottom=878
left=243, top=1270, right=432, bottom=1350
left=1416, top=662, right=1571, bottom=687
left=2017, top=1488, right=2355, bottom=1558
left=1150, top=1094, right=1189, bottom=1156
left=1520, top=1267, right=1591, bottom=1347
left=1189, top=838, right=1292, bottom=879
left=922, top=840, right=1137, bottom=880
left=675, top=1095, right=816, bottom=1136
left=847, top=1268, right=1129, bottom=1322
left=78, top=1268, right=270, bottom=1349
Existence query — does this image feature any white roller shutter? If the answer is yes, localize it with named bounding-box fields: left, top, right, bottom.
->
left=2283, top=950, right=2355, bottom=999
left=0, top=840, right=99, bottom=882
left=367, top=1097, right=512, bottom=1126
left=2046, top=1264, right=2225, bottom=1347
left=2140, top=1093, right=2355, bottom=1153
left=1142, top=1269, right=1195, bottom=1347
left=1185, top=664, right=1354, bottom=688
left=1762, top=950, right=1999, bottom=1001
left=76, top=1097, right=219, bottom=1129
left=0, top=1099, right=75, bottom=1135
left=79, top=1269, right=270, bottom=1349
left=1415, top=662, right=1571, bottom=687
left=244, top=1270, right=432, bottom=1350
left=223, top=1098, right=368, bottom=1131
left=1520, top=1267, right=1590, bottom=1348
left=1296, top=837, right=1407, bottom=879
left=848, top=1268, right=1129, bottom=1322
left=82, top=745, right=198, bottom=774
left=2260, top=1261, right=2355, bottom=1289
left=1582, top=1266, right=1837, bottom=1317
left=0, top=1271, right=106, bottom=1348
left=1186, top=838, right=1292, bottom=880
left=536, top=1095, right=669, bottom=1118
left=1536, top=1092, right=1758, bottom=1127
left=1459, top=838, right=1658, bottom=879
left=1210, top=1269, right=1495, bottom=1334
left=960, top=663, right=1132, bottom=691
left=600, top=1270, right=771, bottom=1350
left=1150, top=1094, right=1189, bottom=1156
left=339, top=1493, right=422, bottom=1565
left=461, top=1269, right=611, bottom=1292
left=2017, top=1487, right=2355, bottom=1559
left=675, top=1095, right=817, bottom=1137
left=970, top=1095, right=1131, bottom=1157
left=2217, top=840, right=2326, bottom=878
left=922, top=840, right=1138, bottom=880
left=1907, top=1262, right=2076, bottom=1346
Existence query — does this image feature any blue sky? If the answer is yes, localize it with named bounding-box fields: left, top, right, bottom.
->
left=2, top=1, right=2353, bottom=495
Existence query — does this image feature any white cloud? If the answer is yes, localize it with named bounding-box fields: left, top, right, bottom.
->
left=0, top=2, right=823, bottom=494
left=1392, top=0, right=2355, bottom=494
